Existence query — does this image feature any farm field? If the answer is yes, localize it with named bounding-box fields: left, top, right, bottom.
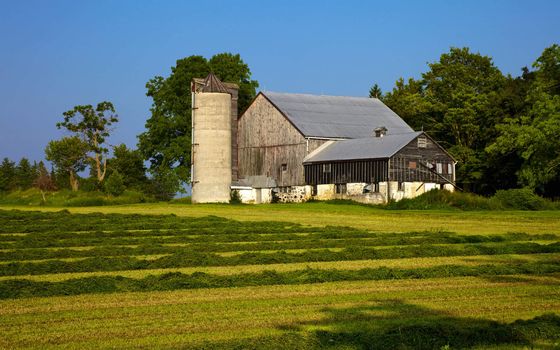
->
left=0, top=205, right=559, bottom=349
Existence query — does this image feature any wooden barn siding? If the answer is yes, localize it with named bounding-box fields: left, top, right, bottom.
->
left=304, top=160, right=388, bottom=185
left=237, top=95, right=327, bottom=186
left=230, top=89, right=239, bottom=181
left=391, top=135, right=454, bottom=184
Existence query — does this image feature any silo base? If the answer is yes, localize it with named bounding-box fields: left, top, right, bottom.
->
left=191, top=184, right=231, bottom=203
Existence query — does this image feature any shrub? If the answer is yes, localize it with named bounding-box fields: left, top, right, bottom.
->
left=79, top=177, right=100, bottom=192
left=384, top=189, right=495, bottom=210
left=170, top=196, right=192, bottom=204
left=493, top=188, right=551, bottom=210
left=64, top=194, right=105, bottom=207
left=230, top=190, right=242, bottom=204
left=104, top=171, right=125, bottom=196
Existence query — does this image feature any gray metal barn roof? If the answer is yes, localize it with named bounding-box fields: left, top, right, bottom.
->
left=262, top=91, right=414, bottom=139
left=303, top=132, right=423, bottom=163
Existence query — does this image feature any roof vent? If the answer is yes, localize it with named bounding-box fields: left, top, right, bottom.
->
left=374, top=126, right=387, bottom=138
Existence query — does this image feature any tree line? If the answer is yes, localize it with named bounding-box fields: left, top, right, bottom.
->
left=1, top=46, right=558, bottom=201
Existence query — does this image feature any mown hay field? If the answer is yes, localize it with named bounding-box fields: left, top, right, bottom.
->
left=0, top=204, right=559, bottom=349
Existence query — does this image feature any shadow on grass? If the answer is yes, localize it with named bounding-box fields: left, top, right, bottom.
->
left=281, top=299, right=560, bottom=349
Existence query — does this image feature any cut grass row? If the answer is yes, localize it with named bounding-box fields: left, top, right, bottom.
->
left=1, top=276, right=558, bottom=349
left=2, top=241, right=558, bottom=276
left=2, top=259, right=560, bottom=299
left=1, top=228, right=556, bottom=260
left=1, top=253, right=554, bottom=282
left=0, top=210, right=313, bottom=235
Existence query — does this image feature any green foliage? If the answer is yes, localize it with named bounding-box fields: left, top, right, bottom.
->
left=14, top=158, right=36, bottom=190
left=137, top=53, right=258, bottom=189
left=104, top=171, right=125, bottom=196
left=0, top=158, right=16, bottom=192
left=368, top=83, right=382, bottom=98
left=230, top=189, right=242, bottom=204
left=56, top=102, right=118, bottom=184
left=383, top=189, right=556, bottom=211
left=45, top=136, right=89, bottom=191
left=488, top=45, right=560, bottom=194
left=385, top=190, right=495, bottom=210
left=148, top=167, right=181, bottom=201
left=0, top=189, right=152, bottom=206
left=493, top=188, right=551, bottom=210
left=108, top=144, right=148, bottom=190
left=170, top=196, right=192, bottom=204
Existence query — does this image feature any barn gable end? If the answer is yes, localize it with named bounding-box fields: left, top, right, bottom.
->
left=238, top=94, right=327, bottom=186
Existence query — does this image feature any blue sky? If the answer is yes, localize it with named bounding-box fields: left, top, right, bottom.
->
left=1, top=0, right=559, bottom=164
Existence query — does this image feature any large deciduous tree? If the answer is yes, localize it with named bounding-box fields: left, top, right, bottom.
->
left=137, top=53, right=258, bottom=190
left=488, top=44, right=560, bottom=195
left=382, top=47, right=507, bottom=192
left=57, top=102, right=118, bottom=184
left=45, top=136, right=89, bottom=191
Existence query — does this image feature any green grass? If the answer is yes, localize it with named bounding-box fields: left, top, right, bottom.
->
left=0, top=188, right=153, bottom=206
left=3, top=201, right=560, bottom=234
left=0, top=207, right=559, bottom=349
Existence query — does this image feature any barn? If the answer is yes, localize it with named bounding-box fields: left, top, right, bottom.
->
left=191, top=74, right=456, bottom=204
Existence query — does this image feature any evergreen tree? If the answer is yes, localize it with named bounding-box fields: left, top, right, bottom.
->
left=0, top=158, right=16, bottom=192
left=15, top=158, right=34, bottom=190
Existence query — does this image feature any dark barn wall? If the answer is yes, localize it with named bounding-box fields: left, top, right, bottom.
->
left=304, top=160, right=388, bottom=185
left=391, top=135, right=454, bottom=184
left=237, top=94, right=327, bottom=186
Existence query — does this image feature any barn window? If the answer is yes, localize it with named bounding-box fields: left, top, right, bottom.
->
left=418, top=137, right=427, bottom=148
left=408, top=161, right=417, bottom=169
left=322, top=164, right=331, bottom=173
left=448, top=163, right=453, bottom=175
left=281, top=163, right=287, bottom=171
left=436, top=163, right=443, bottom=174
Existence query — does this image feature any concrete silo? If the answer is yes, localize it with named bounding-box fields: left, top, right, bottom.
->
left=191, top=73, right=233, bottom=203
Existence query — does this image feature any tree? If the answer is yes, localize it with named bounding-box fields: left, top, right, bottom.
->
left=104, top=170, right=125, bottom=196
left=108, top=144, right=148, bottom=190
left=148, top=167, right=181, bottom=201
left=0, top=158, right=16, bottom=192
left=488, top=44, right=560, bottom=195
left=369, top=84, right=383, bottom=99
left=383, top=78, right=433, bottom=131
left=138, top=53, right=258, bottom=188
left=45, top=136, right=89, bottom=191
left=33, top=161, right=56, bottom=203
left=57, top=102, right=118, bottom=184
left=15, top=158, right=35, bottom=190
left=382, top=47, right=507, bottom=192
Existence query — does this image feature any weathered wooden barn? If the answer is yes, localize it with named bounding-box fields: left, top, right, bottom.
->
left=233, top=91, right=456, bottom=203
left=191, top=74, right=456, bottom=204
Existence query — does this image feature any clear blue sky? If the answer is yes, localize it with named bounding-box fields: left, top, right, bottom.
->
left=1, top=0, right=559, bottom=164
